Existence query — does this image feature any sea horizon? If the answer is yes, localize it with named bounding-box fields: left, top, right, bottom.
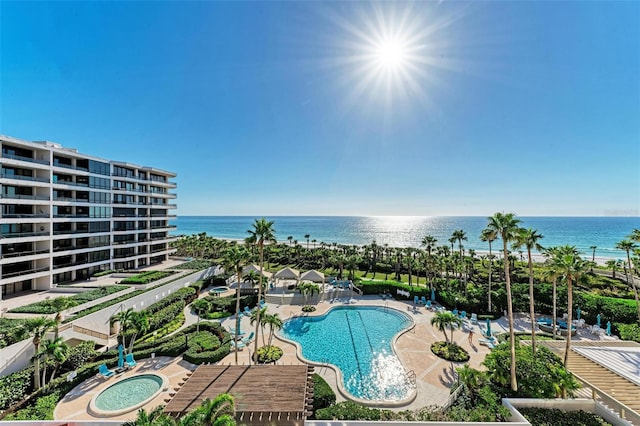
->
left=171, top=215, right=639, bottom=260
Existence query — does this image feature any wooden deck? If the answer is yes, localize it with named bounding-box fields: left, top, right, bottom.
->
left=164, top=364, right=314, bottom=425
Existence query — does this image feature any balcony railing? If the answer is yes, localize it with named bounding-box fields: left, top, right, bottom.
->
left=1, top=248, right=49, bottom=258
left=0, top=173, right=50, bottom=183
left=53, top=162, right=89, bottom=172
left=2, top=153, right=50, bottom=165
left=2, top=213, right=49, bottom=218
left=113, top=240, right=137, bottom=245
left=1, top=231, right=49, bottom=238
left=1, top=194, right=50, bottom=201
left=2, top=265, right=49, bottom=278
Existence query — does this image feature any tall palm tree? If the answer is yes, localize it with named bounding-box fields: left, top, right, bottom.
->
left=111, top=307, right=135, bottom=348
left=606, top=259, right=621, bottom=279
left=35, top=337, right=69, bottom=388
left=452, top=229, right=467, bottom=282
left=124, top=405, right=177, bottom=426
left=222, top=245, right=251, bottom=365
left=50, top=297, right=78, bottom=339
left=542, top=249, right=561, bottom=339
left=590, top=246, right=597, bottom=271
left=616, top=239, right=640, bottom=322
left=304, top=234, right=310, bottom=250
left=514, top=228, right=544, bottom=354
left=430, top=311, right=463, bottom=343
left=128, top=311, right=150, bottom=354
left=550, top=246, right=588, bottom=367
left=26, top=316, right=56, bottom=390
left=421, top=235, right=437, bottom=289
left=245, top=218, right=276, bottom=363
left=480, top=228, right=497, bottom=312
left=192, top=299, right=211, bottom=333
left=249, top=306, right=268, bottom=344
left=264, top=312, right=283, bottom=347
left=486, top=212, right=521, bottom=392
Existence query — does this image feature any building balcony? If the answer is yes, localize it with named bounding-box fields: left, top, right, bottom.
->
left=52, top=162, right=89, bottom=173
left=0, top=173, right=50, bottom=184
left=1, top=231, right=49, bottom=238
left=1, top=248, right=49, bottom=259
left=1, top=194, right=50, bottom=201
left=1, top=152, right=50, bottom=165
left=2, top=213, right=50, bottom=219
left=2, top=265, right=50, bottom=279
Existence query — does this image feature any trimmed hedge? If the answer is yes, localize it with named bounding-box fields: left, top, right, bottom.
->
left=518, top=407, right=612, bottom=426
left=120, top=270, right=173, bottom=284
left=174, top=260, right=215, bottom=270
left=312, top=374, right=336, bottom=414
left=0, top=318, right=30, bottom=349
left=62, top=290, right=146, bottom=323
left=8, top=286, right=127, bottom=314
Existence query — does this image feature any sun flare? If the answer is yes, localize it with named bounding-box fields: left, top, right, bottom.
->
left=374, top=40, right=408, bottom=69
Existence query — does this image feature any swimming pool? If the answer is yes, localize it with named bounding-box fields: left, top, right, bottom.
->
left=209, top=286, right=229, bottom=294
left=89, top=374, right=168, bottom=416
left=280, top=306, right=415, bottom=403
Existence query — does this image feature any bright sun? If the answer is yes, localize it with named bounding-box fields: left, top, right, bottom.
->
left=374, top=40, right=408, bottom=69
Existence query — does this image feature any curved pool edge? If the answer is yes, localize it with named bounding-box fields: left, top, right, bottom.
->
left=88, top=373, right=170, bottom=417
left=276, top=304, right=418, bottom=408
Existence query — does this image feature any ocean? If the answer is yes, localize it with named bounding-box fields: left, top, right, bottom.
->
left=171, top=216, right=639, bottom=260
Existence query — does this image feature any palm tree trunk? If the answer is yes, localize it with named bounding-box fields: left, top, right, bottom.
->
left=503, top=240, right=518, bottom=392
left=488, top=242, right=493, bottom=312
left=564, top=277, right=573, bottom=367
left=253, top=243, right=265, bottom=363
left=34, top=343, right=41, bottom=390
left=552, top=277, right=557, bottom=339
left=626, top=250, right=640, bottom=323
left=528, top=248, right=536, bottom=354
left=234, top=266, right=241, bottom=365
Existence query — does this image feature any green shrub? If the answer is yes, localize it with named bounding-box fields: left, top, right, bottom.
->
left=518, top=407, right=612, bottom=426
left=120, top=271, right=173, bottom=284
left=92, top=269, right=115, bottom=277
left=203, top=311, right=232, bottom=320
left=302, top=305, right=316, bottom=313
left=0, top=367, right=33, bottom=410
left=315, top=401, right=395, bottom=421
left=253, top=345, right=283, bottom=364
left=174, top=260, right=215, bottom=270
left=0, top=318, right=31, bottom=348
left=615, top=322, right=640, bottom=343
left=63, top=341, right=97, bottom=371
left=431, top=342, right=470, bottom=362
left=8, top=286, right=126, bottom=314
left=312, top=374, right=335, bottom=413
left=62, top=290, right=146, bottom=323
left=3, top=392, right=60, bottom=420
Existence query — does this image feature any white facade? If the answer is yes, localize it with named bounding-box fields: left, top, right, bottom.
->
left=0, top=135, right=177, bottom=297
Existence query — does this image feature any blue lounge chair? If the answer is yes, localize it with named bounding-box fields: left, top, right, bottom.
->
left=414, top=295, right=419, bottom=305
left=421, top=296, right=428, bottom=305
left=98, top=364, right=114, bottom=378
left=244, top=306, right=252, bottom=315
left=425, top=300, right=432, bottom=310
left=125, top=353, right=137, bottom=368
left=241, top=331, right=255, bottom=344
left=452, top=308, right=458, bottom=316
left=459, top=311, right=467, bottom=320
left=230, top=340, right=245, bottom=350
left=470, top=313, right=478, bottom=324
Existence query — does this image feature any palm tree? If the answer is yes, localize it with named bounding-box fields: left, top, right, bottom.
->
left=550, top=246, right=588, bottom=367
left=590, top=246, right=597, bottom=271
left=35, top=337, right=69, bottom=388
left=606, top=259, right=621, bottom=279
left=264, top=312, right=283, bottom=347
left=124, top=405, right=176, bottom=426
left=189, top=394, right=235, bottom=426
left=541, top=250, right=560, bottom=339
left=480, top=228, right=497, bottom=312
left=430, top=311, right=463, bottom=343
left=486, top=212, right=521, bottom=392
left=111, top=307, right=135, bottom=348
left=304, top=234, right=310, bottom=250
left=50, top=297, right=78, bottom=339
left=421, top=235, right=438, bottom=289
left=616, top=239, right=640, bottom=322
left=245, top=217, right=276, bottom=363
left=452, top=229, right=467, bottom=282
left=26, top=316, right=56, bottom=390
left=514, top=228, right=544, bottom=354
left=128, top=311, right=150, bottom=354
left=222, top=245, right=251, bottom=365
left=249, top=306, right=268, bottom=344
left=192, top=299, right=211, bottom=333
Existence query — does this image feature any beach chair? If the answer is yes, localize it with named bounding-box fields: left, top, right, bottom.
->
left=230, top=340, right=245, bottom=350
left=452, top=309, right=458, bottom=316
left=413, top=295, right=420, bottom=305
left=244, top=306, right=252, bottom=315
left=459, top=311, right=467, bottom=320
left=470, top=313, right=478, bottom=324
left=125, top=353, right=137, bottom=368
left=241, top=331, right=255, bottom=345
left=421, top=296, right=428, bottom=305
left=98, top=364, right=115, bottom=378
left=425, top=300, right=432, bottom=310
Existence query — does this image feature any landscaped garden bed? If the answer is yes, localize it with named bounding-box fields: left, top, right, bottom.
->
left=119, top=270, right=174, bottom=284
left=8, top=286, right=127, bottom=314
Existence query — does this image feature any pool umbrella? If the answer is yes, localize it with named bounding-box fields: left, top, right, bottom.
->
left=485, top=318, right=492, bottom=338
left=117, top=344, right=124, bottom=369
left=430, top=287, right=435, bottom=302
left=576, top=307, right=581, bottom=320
left=596, top=313, right=601, bottom=327
left=606, top=321, right=611, bottom=336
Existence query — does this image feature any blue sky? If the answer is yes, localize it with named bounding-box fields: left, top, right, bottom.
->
left=1, top=1, right=638, bottom=217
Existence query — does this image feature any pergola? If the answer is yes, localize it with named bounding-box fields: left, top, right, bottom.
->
left=164, top=364, right=314, bottom=425
left=243, top=264, right=273, bottom=278
left=274, top=267, right=300, bottom=281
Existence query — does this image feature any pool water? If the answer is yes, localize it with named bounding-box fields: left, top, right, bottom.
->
left=94, top=374, right=163, bottom=411
left=210, top=286, right=228, bottom=294
left=280, top=306, right=414, bottom=401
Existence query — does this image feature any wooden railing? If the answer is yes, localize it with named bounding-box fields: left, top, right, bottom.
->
left=575, top=376, right=640, bottom=425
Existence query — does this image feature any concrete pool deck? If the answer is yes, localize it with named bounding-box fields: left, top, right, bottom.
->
left=54, top=356, right=197, bottom=422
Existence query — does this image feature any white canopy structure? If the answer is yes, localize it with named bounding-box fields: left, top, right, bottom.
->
left=300, top=270, right=325, bottom=283
left=242, top=264, right=273, bottom=278
left=274, top=267, right=300, bottom=280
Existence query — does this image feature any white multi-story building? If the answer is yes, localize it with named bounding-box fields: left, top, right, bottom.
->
left=0, top=134, right=177, bottom=298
